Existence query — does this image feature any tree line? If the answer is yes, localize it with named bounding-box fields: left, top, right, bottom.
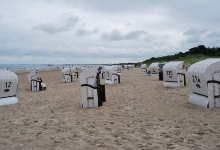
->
left=143, top=45, right=220, bottom=63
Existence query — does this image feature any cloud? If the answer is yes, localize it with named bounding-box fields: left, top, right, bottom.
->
left=32, top=15, right=79, bottom=34
left=75, top=28, right=98, bottom=36
left=183, top=28, right=207, bottom=36
left=185, top=35, right=201, bottom=43
left=0, top=46, right=147, bottom=64
left=100, top=29, right=148, bottom=41
left=207, top=31, right=220, bottom=38
left=1, top=0, right=220, bottom=64
left=0, top=14, right=3, bottom=23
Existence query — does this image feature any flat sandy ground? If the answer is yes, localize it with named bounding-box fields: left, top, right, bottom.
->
left=0, top=68, right=220, bottom=150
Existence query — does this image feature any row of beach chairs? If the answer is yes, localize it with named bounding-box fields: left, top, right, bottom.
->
left=141, top=58, right=220, bottom=108
left=0, top=65, right=124, bottom=108
left=0, top=58, right=219, bottom=109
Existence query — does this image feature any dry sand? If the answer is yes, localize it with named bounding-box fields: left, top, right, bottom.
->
left=0, top=68, right=220, bottom=150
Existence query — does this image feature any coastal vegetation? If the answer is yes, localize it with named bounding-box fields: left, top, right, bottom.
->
left=137, top=45, right=220, bottom=68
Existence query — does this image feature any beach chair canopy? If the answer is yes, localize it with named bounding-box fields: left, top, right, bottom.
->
left=61, top=67, right=76, bottom=75
left=27, top=69, right=38, bottom=83
left=61, top=68, right=71, bottom=75
left=105, top=66, right=118, bottom=80
left=188, top=58, right=220, bottom=97
left=0, top=70, right=18, bottom=99
left=149, top=62, right=160, bottom=74
left=141, top=64, right=147, bottom=69
left=79, top=68, right=98, bottom=87
left=27, top=69, right=46, bottom=91
left=163, top=61, right=184, bottom=82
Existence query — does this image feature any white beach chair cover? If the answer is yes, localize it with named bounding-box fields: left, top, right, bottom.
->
left=141, top=64, right=147, bottom=73
left=0, top=70, right=18, bottom=106
left=79, top=68, right=99, bottom=108
left=27, top=69, right=46, bottom=91
left=27, top=69, right=38, bottom=84
left=149, top=62, right=160, bottom=76
left=188, top=58, right=220, bottom=108
left=105, top=66, right=119, bottom=84
left=163, top=61, right=184, bottom=87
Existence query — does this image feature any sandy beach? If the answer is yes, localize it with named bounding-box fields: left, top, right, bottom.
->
left=0, top=68, right=220, bottom=150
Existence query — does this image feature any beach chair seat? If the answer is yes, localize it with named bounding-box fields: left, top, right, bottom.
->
left=158, top=62, right=167, bottom=81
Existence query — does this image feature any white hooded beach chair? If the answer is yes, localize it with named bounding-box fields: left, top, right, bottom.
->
left=188, top=58, right=220, bottom=108
left=149, top=62, right=160, bottom=76
left=117, top=65, right=122, bottom=74
left=128, top=65, right=134, bottom=69
left=27, top=69, right=46, bottom=91
left=61, top=68, right=72, bottom=83
left=73, top=67, right=79, bottom=78
left=105, top=66, right=121, bottom=84
left=141, top=64, right=147, bottom=73
left=79, top=67, right=106, bottom=108
left=61, top=67, right=78, bottom=83
left=123, top=65, right=128, bottom=70
left=0, top=70, right=19, bottom=106
left=163, top=61, right=185, bottom=88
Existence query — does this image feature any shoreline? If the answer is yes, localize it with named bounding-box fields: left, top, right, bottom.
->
left=12, top=68, right=62, bottom=74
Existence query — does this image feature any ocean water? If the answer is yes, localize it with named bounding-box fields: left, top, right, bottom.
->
left=0, top=64, right=59, bottom=70
left=0, top=64, right=104, bottom=71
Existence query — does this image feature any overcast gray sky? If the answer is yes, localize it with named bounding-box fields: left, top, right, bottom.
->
left=0, top=0, right=220, bottom=64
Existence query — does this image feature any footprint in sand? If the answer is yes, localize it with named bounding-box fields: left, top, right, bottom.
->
left=166, top=143, right=175, bottom=149
left=22, top=119, right=32, bottom=126
left=160, top=132, right=172, bottom=138
left=186, top=139, right=195, bottom=144
left=20, top=129, right=27, bottom=135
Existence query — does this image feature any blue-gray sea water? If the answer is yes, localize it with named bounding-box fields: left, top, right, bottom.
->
left=0, top=64, right=102, bottom=71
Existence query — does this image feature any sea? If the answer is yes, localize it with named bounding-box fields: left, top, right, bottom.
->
left=0, top=64, right=104, bottom=71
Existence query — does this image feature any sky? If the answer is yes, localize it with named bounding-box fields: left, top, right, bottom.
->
left=0, top=0, right=220, bottom=64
